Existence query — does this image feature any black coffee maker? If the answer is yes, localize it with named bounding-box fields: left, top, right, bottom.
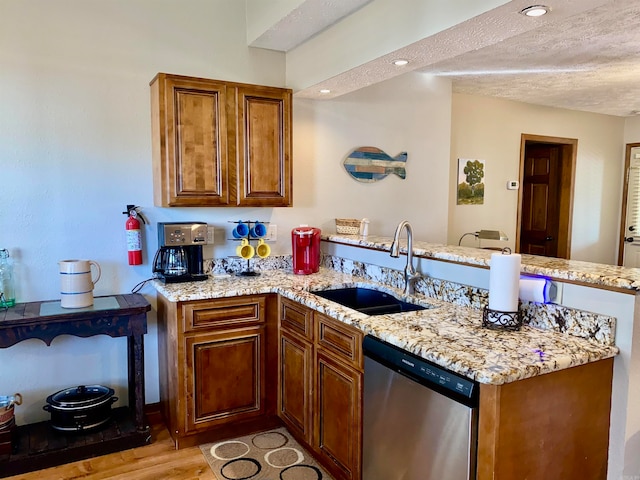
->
left=153, top=222, right=209, bottom=283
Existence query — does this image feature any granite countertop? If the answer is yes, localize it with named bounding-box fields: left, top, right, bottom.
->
left=153, top=267, right=619, bottom=386
left=324, top=233, right=640, bottom=291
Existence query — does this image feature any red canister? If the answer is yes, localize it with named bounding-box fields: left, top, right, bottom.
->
left=292, top=226, right=321, bottom=274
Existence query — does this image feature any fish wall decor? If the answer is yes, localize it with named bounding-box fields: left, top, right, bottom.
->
left=343, top=147, right=407, bottom=183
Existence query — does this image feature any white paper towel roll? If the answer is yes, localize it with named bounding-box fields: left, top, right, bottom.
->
left=519, top=276, right=550, bottom=303
left=488, top=251, right=521, bottom=312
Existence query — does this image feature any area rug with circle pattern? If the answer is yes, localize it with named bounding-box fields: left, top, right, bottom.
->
left=199, top=427, right=335, bottom=480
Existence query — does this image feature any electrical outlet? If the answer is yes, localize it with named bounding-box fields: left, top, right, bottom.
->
left=207, top=226, right=215, bottom=244
left=266, top=224, right=277, bottom=242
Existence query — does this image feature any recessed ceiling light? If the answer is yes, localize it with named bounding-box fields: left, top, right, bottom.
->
left=319, top=89, right=331, bottom=94
left=520, top=5, right=550, bottom=17
left=393, top=59, right=409, bottom=66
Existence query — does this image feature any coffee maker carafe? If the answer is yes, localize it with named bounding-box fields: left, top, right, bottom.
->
left=153, top=222, right=208, bottom=283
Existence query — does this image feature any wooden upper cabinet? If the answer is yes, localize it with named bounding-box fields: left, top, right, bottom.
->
left=235, top=86, right=292, bottom=207
left=150, top=73, right=292, bottom=207
left=151, top=73, right=229, bottom=206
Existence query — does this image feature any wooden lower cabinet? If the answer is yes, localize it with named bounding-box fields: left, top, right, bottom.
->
left=279, top=329, right=313, bottom=443
left=159, top=293, right=613, bottom=479
left=157, top=293, right=279, bottom=448
left=278, top=298, right=363, bottom=480
left=184, top=327, right=264, bottom=434
left=476, top=357, right=614, bottom=480
left=315, top=350, right=362, bottom=480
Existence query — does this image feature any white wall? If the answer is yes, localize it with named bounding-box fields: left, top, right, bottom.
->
left=625, top=116, right=640, bottom=144
left=0, top=0, right=287, bottom=424
left=449, top=93, right=626, bottom=264
left=0, top=1, right=453, bottom=424
left=293, top=72, right=452, bottom=242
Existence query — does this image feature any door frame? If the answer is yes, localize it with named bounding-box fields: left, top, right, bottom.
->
left=617, top=142, right=640, bottom=265
left=516, top=134, right=577, bottom=259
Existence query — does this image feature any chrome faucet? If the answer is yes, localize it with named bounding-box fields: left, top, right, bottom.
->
left=390, top=221, right=423, bottom=295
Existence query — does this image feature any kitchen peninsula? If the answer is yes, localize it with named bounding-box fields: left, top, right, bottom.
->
left=153, top=234, right=628, bottom=480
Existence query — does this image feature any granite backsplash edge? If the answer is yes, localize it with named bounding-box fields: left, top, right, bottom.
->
left=206, top=254, right=616, bottom=347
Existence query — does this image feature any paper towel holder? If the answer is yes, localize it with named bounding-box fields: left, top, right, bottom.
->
left=482, top=307, right=522, bottom=331
left=483, top=246, right=522, bottom=330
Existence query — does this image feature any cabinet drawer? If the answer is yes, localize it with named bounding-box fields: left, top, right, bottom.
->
left=183, top=296, right=265, bottom=332
left=280, top=298, right=313, bottom=340
left=316, top=314, right=363, bottom=370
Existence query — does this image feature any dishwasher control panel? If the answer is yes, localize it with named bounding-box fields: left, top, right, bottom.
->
left=364, top=335, right=478, bottom=405
left=414, top=362, right=475, bottom=398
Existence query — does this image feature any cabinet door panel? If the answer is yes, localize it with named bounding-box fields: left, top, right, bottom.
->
left=315, top=352, right=362, bottom=480
left=185, top=327, right=264, bottom=433
left=174, top=89, right=224, bottom=198
left=236, top=87, right=292, bottom=207
left=279, top=331, right=313, bottom=443
left=152, top=74, right=230, bottom=206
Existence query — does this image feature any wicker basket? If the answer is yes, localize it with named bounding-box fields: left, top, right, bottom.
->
left=335, top=218, right=361, bottom=235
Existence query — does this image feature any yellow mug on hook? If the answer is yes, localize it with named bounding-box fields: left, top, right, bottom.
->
left=256, top=239, right=271, bottom=258
left=236, top=238, right=255, bottom=259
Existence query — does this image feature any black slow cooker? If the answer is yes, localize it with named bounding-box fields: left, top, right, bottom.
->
left=43, top=385, right=118, bottom=433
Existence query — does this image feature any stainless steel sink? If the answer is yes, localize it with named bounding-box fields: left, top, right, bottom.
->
left=312, top=287, right=427, bottom=315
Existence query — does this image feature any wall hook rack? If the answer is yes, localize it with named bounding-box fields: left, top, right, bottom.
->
left=229, top=220, right=270, bottom=276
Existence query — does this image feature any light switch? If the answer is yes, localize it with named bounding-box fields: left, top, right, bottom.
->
left=507, top=180, right=519, bottom=190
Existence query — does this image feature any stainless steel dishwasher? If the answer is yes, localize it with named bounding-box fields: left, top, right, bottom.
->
left=362, top=336, right=479, bottom=480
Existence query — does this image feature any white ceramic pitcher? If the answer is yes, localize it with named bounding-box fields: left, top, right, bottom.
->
left=59, top=259, right=101, bottom=308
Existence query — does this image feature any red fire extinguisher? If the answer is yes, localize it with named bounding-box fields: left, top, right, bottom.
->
left=123, top=205, right=146, bottom=265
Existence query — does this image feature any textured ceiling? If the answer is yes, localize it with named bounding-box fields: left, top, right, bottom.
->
left=248, top=0, right=373, bottom=52
left=269, top=0, right=640, bottom=117
left=432, top=0, right=640, bottom=117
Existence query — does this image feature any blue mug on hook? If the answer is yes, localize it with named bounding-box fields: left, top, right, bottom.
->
left=232, top=221, right=250, bottom=239
left=250, top=222, right=267, bottom=239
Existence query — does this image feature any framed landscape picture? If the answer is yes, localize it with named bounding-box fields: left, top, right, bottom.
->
left=457, top=158, right=485, bottom=205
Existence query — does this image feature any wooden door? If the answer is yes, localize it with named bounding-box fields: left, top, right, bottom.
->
left=518, top=135, right=575, bottom=259
left=151, top=73, right=230, bottom=206
left=520, top=145, right=561, bottom=256
left=279, top=330, right=313, bottom=443
left=184, top=327, right=265, bottom=433
left=315, top=351, right=362, bottom=480
left=233, top=85, right=292, bottom=207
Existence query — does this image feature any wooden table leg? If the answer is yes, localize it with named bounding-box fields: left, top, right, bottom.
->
left=127, top=333, right=146, bottom=431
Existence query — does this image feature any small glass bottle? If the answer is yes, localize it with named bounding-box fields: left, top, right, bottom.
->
left=0, top=249, right=15, bottom=308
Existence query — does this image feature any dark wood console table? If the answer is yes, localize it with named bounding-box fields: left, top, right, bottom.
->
left=0, top=293, right=151, bottom=477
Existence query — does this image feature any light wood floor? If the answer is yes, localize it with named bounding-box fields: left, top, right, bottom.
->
left=6, top=421, right=216, bottom=480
